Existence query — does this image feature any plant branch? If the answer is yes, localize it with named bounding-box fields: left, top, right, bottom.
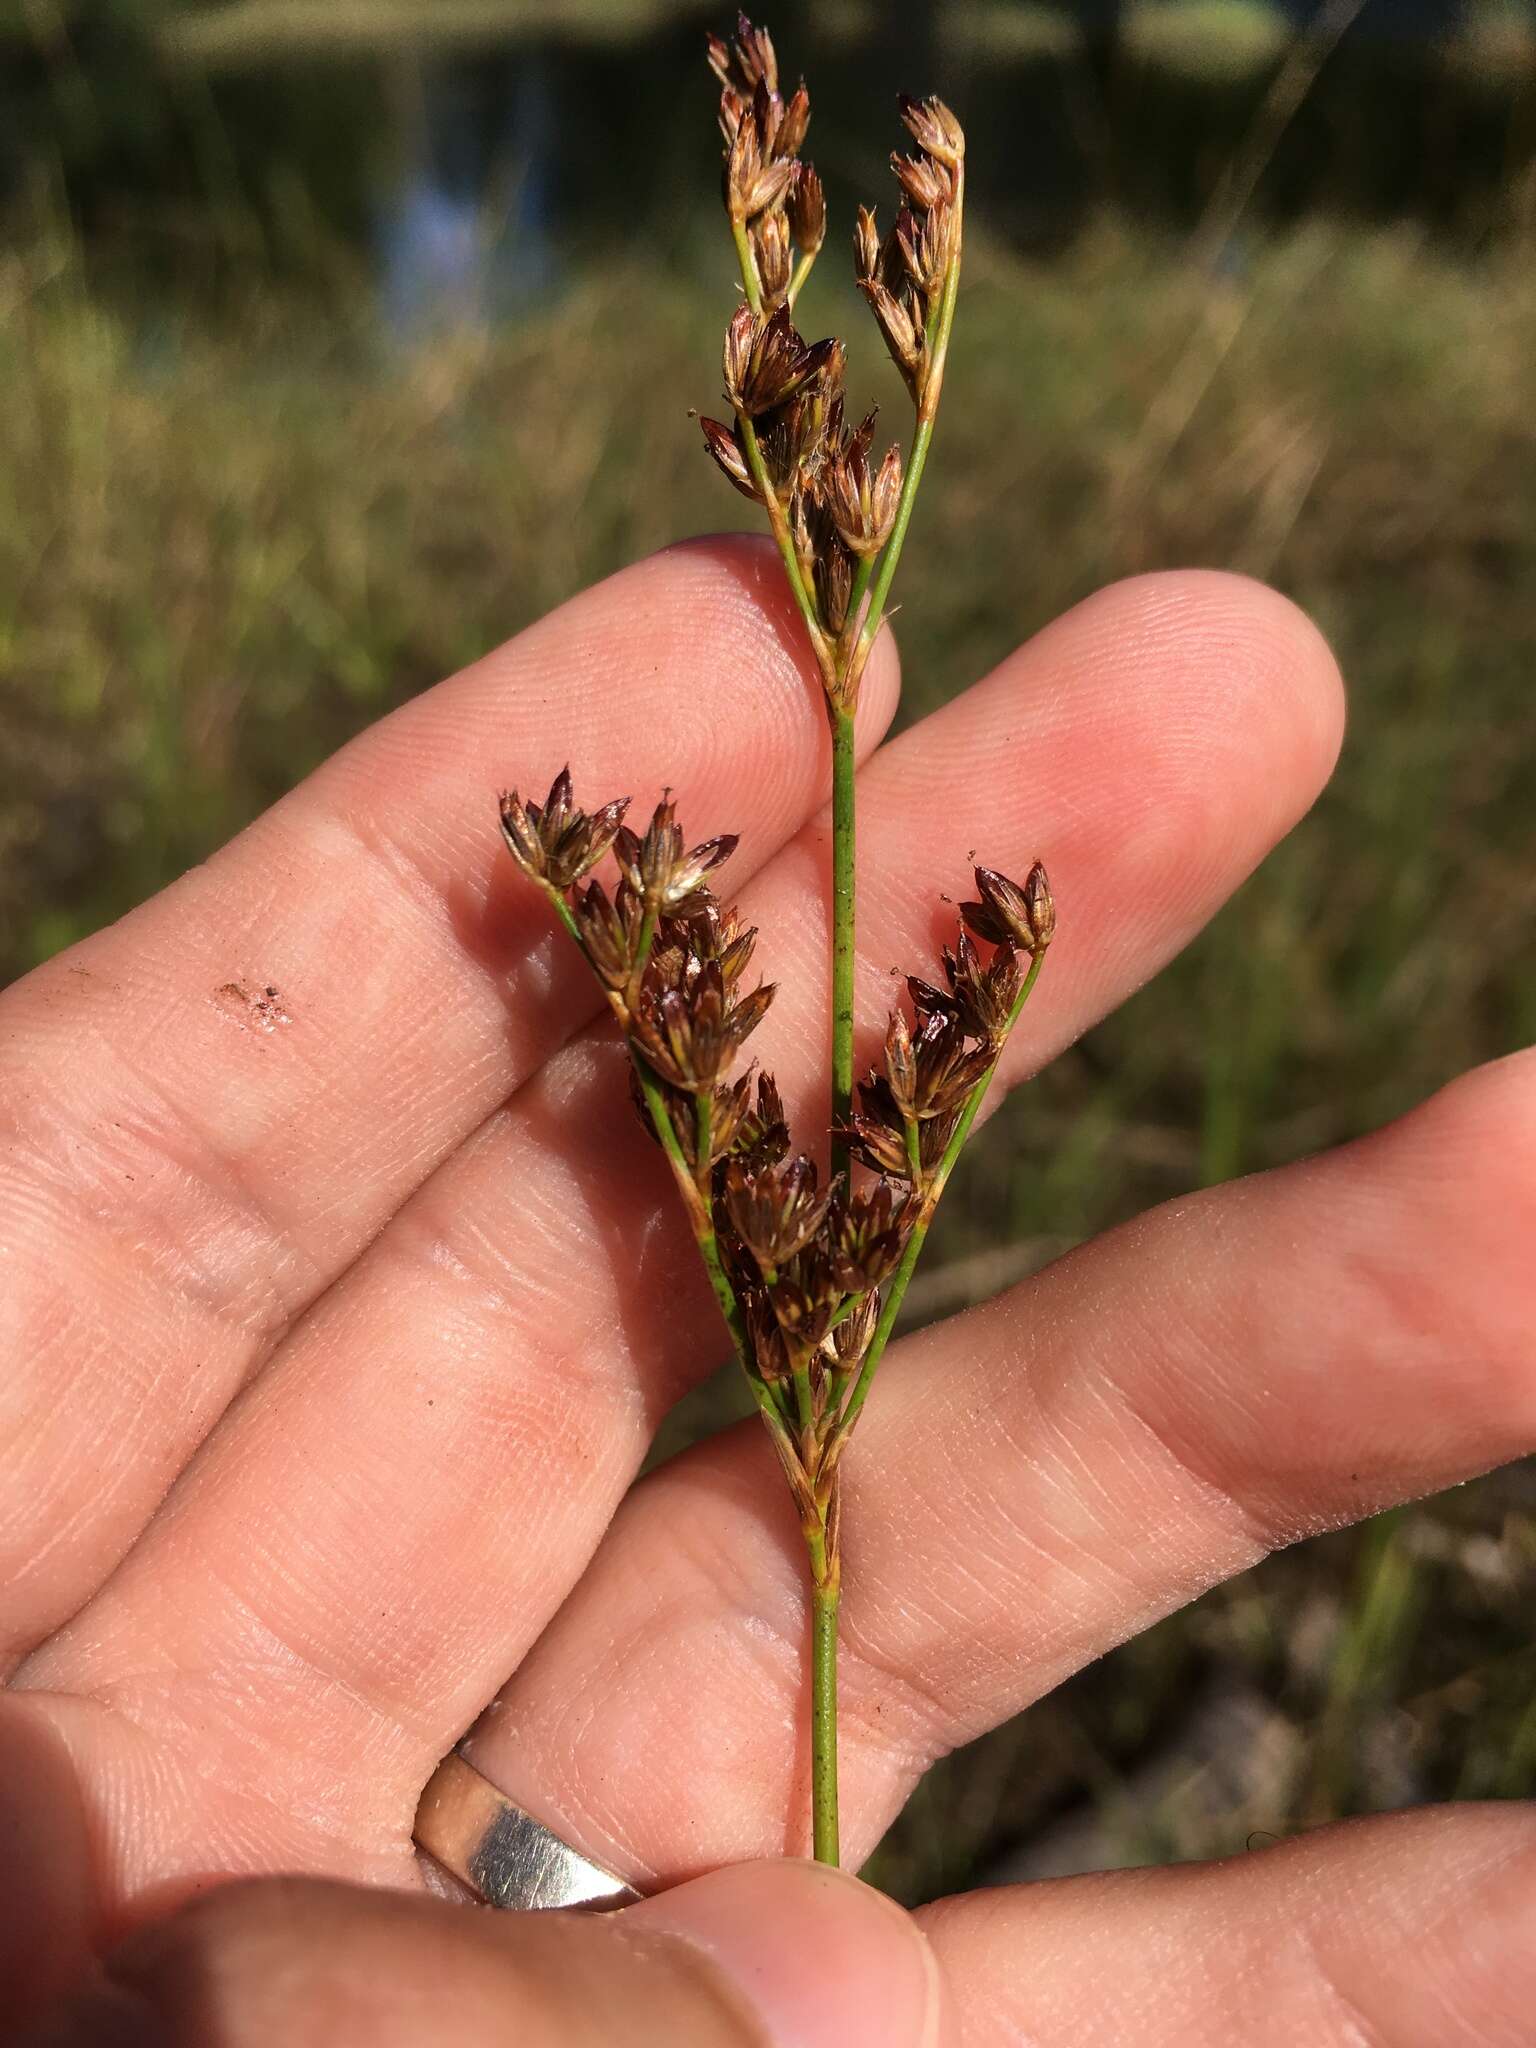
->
left=826, top=945, right=1044, bottom=1461
left=732, top=218, right=762, bottom=313
left=850, top=166, right=965, bottom=694
left=736, top=415, right=838, bottom=690
left=828, top=706, right=858, bottom=1178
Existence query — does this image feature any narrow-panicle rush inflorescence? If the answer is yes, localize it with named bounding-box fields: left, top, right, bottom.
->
left=498, top=17, right=1051, bottom=1869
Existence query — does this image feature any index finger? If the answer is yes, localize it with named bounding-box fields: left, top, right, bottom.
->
left=0, top=538, right=899, bottom=1666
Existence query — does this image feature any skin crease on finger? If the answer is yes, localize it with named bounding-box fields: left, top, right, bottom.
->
left=8, top=571, right=1347, bottom=1924
left=0, top=537, right=901, bottom=1673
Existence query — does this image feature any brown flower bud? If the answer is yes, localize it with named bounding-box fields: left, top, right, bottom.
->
left=961, top=863, right=1053, bottom=955
left=498, top=769, right=630, bottom=890
left=853, top=204, right=880, bottom=286
left=860, top=279, right=926, bottom=397
left=846, top=1072, right=913, bottom=1180
left=826, top=439, right=902, bottom=559
left=716, top=88, right=746, bottom=147
left=723, top=304, right=826, bottom=416
left=614, top=799, right=738, bottom=912
left=700, top=416, right=761, bottom=502
left=941, top=930, right=1028, bottom=1044
left=572, top=878, right=645, bottom=992
left=897, top=94, right=965, bottom=168
left=828, top=1181, right=909, bottom=1292
left=732, top=13, right=778, bottom=95
left=787, top=160, right=825, bottom=255
left=776, top=83, right=811, bottom=163
left=705, top=31, right=733, bottom=88
left=846, top=1112, right=910, bottom=1181
left=759, top=373, right=839, bottom=497
left=727, top=116, right=795, bottom=221
left=744, top=1286, right=792, bottom=1381
left=723, top=1154, right=837, bottom=1270
left=813, top=532, right=856, bottom=635
left=1024, top=861, right=1055, bottom=950
left=909, top=1007, right=991, bottom=1118
left=890, top=150, right=952, bottom=212
left=752, top=209, right=794, bottom=308
left=727, top=1070, right=790, bottom=1173
left=831, top=1288, right=878, bottom=1367
left=883, top=1005, right=916, bottom=1118
left=894, top=200, right=952, bottom=302
left=634, top=964, right=775, bottom=1092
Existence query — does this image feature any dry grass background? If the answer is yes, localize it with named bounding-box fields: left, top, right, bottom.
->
left=3, top=110, right=1535, bottom=1894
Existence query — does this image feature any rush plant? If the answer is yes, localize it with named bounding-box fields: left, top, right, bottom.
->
left=498, top=16, right=1051, bottom=1869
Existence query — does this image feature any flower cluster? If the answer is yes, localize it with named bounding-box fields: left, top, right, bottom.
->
left=500, top=770, right=1051, bottom=1479
left=849, top=863, right=1054, bottom=1186
left=855, top=96, right=965, bottom=407
left=708, top=15, right=823, bottom=312
left=696, top=19, right=962, bottom=687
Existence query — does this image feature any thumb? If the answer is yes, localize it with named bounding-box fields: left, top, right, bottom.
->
left=23, top=1859, right=944, bottom=2048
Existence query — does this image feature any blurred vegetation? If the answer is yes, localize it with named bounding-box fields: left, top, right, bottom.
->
left=2, top=0, right=1534, bottom=1902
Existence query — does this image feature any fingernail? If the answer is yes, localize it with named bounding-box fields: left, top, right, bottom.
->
left=627, top=1858, right=941, bottom=2048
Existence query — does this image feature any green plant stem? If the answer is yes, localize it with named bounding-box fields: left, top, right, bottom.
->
left=805, top=1523, right=841, bottom=1866
left=828, top=947, right=1045, bottom=1457
left=787, top=248, right=818, bottom=309
left=829, top=705, right=858, bottom=1180
left=736, top=416, right=837, bottom=689
left=732, top=220, right=762, bottom=313
left=840, top=553, right=877, bottom=666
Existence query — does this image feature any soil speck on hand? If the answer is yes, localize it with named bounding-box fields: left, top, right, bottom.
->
left=212, top=981, right=293, bottom=1034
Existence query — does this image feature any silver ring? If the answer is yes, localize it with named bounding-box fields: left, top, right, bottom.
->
left=413, top=1752, right=643, bottom=1912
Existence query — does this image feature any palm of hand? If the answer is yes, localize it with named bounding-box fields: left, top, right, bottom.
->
left=3, top=542, right=1532, bottom=2045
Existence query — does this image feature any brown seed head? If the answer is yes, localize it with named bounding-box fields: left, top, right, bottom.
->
left=826, top=438, right=902, bottom=558
left=723, top=1153, right=837, bottom=1269
left=831, top=1287, right=879, bottom=1366
left=846, top=1071, right=914, bottom=1180
left=941, top=929, right=1028, bottom=1044
left=1024, top=861, right=1055, bottom=950
left=890, top=150, right=952, bottom=212
left=752, top=209, right=794, bottom=307
left=882, top=1005, right=917, bottom=1118
left=894, top=200, right=952, bottom=303
left=726, top=1069, right=790, bottom=1173
left=767, top=1244, right=838, bottom=1358
left=726, top=115, right=795, bottom=222
left=743, top=1286, right=792, bottom=1381
left=700, top=416, right=761, bottom=502
left=898, top=93, right=965, bottom=168
left=572, top=878, right=646, bottom=992
left=854, top=204, right=881, bottom=287
left=498, top=769, right=630, bottom=890
left=786, top=160, right=825, bottom=259
left=724, top=304, right=831, bottom=416
left=962, top=863, right=1053, bottom=955
left=634, top=963, right=774, bottom=1092
left=829, top=1180, right=909, bottom=1292
left=776, top=82, right=811, bottom=162
left=615, top=798, right=738, bottom=912
left=909, top=1006, right=993, bottom=1118
left=859, top=278, right=925, bottom=399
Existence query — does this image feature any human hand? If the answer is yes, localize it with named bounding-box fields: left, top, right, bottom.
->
left=3, top=542, right=1531, bottom=2044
